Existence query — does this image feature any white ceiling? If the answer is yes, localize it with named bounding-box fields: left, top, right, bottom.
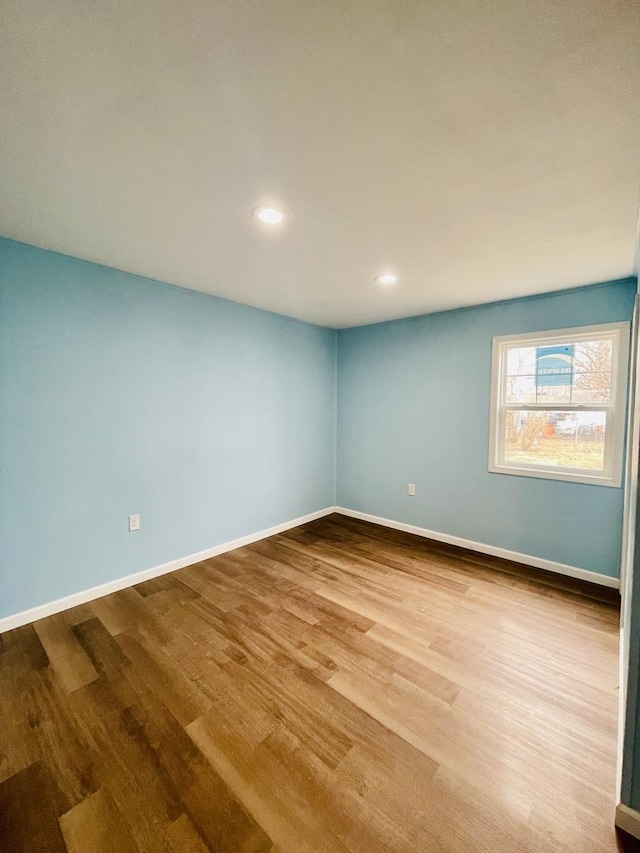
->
left=1, top=1, right=639, bottom=328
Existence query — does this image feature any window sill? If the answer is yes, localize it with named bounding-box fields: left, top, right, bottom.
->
left=488, top=463, right=621, bottom=488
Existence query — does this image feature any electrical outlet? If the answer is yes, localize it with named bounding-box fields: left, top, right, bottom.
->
left=407, top=483, right=416, bottom=496
left=129, top=514, right=140, bottom=532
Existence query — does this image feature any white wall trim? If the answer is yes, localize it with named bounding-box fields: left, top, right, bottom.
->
left=335, top=507, right=620, bottom=589
left=0, top=507, right=338, bottom=634
left=616, top=803, right=640, bottom=840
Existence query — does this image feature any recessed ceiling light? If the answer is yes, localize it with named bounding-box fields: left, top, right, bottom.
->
left=375, top=273, right=398, bottom=286
left=253, top=206, right=286, bottom=225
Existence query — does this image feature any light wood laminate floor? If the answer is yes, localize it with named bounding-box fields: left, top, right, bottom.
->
left=0, top=514, right=634, bottom=851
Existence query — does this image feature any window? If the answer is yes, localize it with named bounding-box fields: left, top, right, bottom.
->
left=489, top=322, right=630, bottom=487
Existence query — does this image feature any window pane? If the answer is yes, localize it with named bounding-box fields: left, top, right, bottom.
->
left=506, top=346, right=536, bottom=376
left=572, top=340, right=613, bottom=404
left=504, top=410, right=606, bottom=471
left=505, top=339, right=613, bottom=405
left=505, top=374, right=537, bottom=404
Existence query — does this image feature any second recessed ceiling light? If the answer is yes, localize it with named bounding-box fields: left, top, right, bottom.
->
left=375, top=273, right=398, bottom=286
left=254, top=206, right=286, bottom=225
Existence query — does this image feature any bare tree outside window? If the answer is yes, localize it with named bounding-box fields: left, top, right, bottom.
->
left=574, top=340, right=613, bottom=402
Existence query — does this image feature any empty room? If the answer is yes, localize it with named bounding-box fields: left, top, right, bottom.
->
left=2, top=2, right=640, bottom=851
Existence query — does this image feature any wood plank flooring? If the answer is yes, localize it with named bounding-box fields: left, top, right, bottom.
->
left=0, top=514, right=635, bottom=851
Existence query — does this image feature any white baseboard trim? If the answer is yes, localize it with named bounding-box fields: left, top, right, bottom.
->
left=2, top=503, right=618, bottom=634
left=0, top=506, right=338, bottom=635
left=616, top=803, right=640, bottom=840
left=334, top=507, right=620, bottom=590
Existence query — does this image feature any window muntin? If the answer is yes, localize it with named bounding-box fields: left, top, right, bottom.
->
left=489, top=323, right=629, bottom=487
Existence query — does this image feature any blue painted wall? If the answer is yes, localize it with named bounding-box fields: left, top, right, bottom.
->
left=337, top=280, right=637, bottom=578
left=0, top=238, right=336, bottom=618
left=1, top=234, right=636, bottom=620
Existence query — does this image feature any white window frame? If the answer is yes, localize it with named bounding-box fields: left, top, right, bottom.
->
left=489, top=322, right=630, bottom=487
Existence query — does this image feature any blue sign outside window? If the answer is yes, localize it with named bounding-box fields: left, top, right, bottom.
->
left=536, top=344, right=574, bottom=387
